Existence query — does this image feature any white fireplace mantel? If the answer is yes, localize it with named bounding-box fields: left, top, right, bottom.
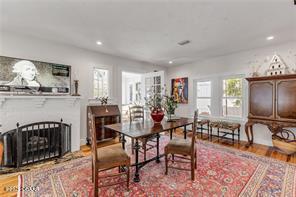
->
left=0, top=95, right=81, bottom=108
left=0, top=95, right=82, bottom=152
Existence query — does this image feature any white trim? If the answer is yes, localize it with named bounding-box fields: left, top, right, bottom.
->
left=93, top=66, right=112, bottom=98
left=80, top=138, right=87, bottom=146
left=193, top=74, right=246, bottom=120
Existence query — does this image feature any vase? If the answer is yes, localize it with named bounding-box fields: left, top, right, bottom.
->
left=167, top=113, right=175, bottom=122
left=150, top=109, right=164, bottom=123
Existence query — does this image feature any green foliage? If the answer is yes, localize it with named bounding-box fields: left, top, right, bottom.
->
left=163, top=95, right=178, bottom=115
left=224, top=78, right=242, bottom=97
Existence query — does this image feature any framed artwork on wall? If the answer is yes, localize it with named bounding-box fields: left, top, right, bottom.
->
left=0, top=56, right=71, bottom=95
left=171, top=77, right=188, bottom=104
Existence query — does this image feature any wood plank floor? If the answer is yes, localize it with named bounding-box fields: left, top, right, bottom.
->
left=1, top=131, right=295, bottom=197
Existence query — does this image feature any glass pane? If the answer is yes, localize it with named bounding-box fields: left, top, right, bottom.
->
left=222, top=98, right=242, bottom=117
left=223, top=78, right=242, bottom=97
left=154, top=76, right=161, bottom=84
left=197, top=81, right=211, bottom=97
left=94, top=68, right=108, bottom=97
left=197, top=98, right=211, bottom=115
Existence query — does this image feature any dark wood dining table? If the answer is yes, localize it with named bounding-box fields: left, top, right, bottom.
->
left=104, top=117, right=193, bottom=182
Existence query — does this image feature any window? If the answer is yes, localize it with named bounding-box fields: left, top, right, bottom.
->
left=196, top=81, right=211, bottom=115
left=222, top=77, right=243, bottom=117
left=93, top=68, right=109, bottom=97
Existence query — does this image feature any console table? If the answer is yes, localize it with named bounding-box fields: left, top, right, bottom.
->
left=245, top=74, right=296, bottom=147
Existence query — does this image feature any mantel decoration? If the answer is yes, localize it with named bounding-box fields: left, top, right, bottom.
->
left=145, top=88, right=164, bottom=123
left=71, top=80, right=80, bottom=96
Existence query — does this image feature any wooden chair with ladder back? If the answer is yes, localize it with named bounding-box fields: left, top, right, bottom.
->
left=130, top=105, right=158, bottom=161
left=90, top=115, right=130, bottom=197
left=165, top=110, right=198, bottom=180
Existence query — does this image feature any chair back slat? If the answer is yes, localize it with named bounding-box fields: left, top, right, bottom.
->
left=129, top=105, right=144, bottom=123
left=91, top=115, right=97, bottom=162
left=191, top=110, right=198, bottom=149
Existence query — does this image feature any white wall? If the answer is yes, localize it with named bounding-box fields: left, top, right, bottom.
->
left=167, top=42, right=296, bottom=146
left=0, top=32, right=166, bottom=145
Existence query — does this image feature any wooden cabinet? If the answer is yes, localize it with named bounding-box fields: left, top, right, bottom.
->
left=87, top=105, right=121, bottom=144
left=245, top=74, right=296, bottom=146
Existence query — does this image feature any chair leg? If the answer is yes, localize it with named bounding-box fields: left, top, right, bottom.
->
left=191, top=155, right=195, bottom=181
left=126, top=166, right=130, bottom=190
left=118, top=166, right=121, bottom=173
left=195, top=150, right=197, bottom=169
left=165, top=153, right=168, bottom=175
left=93, top=165, right=98, bottom=197
left=132, top=139, right=134, bottom=154
left=172, top=154, right=175, bottom=163
left=91, top=161, right=94, bottom=183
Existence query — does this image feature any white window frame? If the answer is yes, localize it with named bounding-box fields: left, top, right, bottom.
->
left=194, top=79, right=213, bottom=116
left=93, top=67, right=110, bottom=98
left=193, top=74, right=246, bottom=121
left=221, top=75, right=244, bottom=119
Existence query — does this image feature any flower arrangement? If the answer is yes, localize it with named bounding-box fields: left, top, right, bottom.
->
left=145, top=86, right=178, bottom=122
left=162, top=94, right=178, bottom=121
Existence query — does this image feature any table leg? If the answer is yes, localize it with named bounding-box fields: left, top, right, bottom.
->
left=200, top=125, right=203, bottom=139
left=217, top=128, right=220, bottom=142
left=210, top=126, right=212, bottom=141
left=238, top=128, right=240, bottom=143
left=170, top=129, right=173, bottom=140
left=156, top=133, right=160, bottom=163
left=133, top=139, right=140, bottom=182
left=184, top=126, right=187, bottom=139
left=120, top=134, right=126, bottom=150
left=207, top=122, right=210, bottom=140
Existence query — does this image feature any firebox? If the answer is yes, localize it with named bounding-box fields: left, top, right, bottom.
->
left=1, top=120, right=71, bottom=168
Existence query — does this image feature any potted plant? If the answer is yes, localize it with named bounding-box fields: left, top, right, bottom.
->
left=145, top=89, right=164, bottom=123
left=163, top=95, right=178, bottom=122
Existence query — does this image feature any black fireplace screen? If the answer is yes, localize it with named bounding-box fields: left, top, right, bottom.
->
left=1, top=120, right=71, bottom=167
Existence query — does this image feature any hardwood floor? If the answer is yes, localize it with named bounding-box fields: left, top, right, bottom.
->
left=1, top=131, right=295, bottom=197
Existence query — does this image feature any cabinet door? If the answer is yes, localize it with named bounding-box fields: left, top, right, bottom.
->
left=276, top=79, right=296, bottom=122
left=249, top=80, right=275, bottom=119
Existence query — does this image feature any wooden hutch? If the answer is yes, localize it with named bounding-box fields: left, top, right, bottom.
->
left=245, top=74, right=296, bottom=148
left=87, top=105, right=120, bottom=144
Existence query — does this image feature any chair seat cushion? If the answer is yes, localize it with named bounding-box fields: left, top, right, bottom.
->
left=97, top=144, right=130, bottom=169
left=165, top=138, right=194, bottom=155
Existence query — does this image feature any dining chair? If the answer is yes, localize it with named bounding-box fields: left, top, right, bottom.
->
left=130, top=105, right=157, bottom=161
left=91, top=115, right=130, bottom=197
left=164, top=110, right=198, bottom=180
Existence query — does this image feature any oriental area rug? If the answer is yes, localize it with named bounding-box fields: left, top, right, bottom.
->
left=19, top=137, right=296, bottom=197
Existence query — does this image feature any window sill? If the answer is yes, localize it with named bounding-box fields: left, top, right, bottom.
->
left=199, top=115, right=247, bottom=123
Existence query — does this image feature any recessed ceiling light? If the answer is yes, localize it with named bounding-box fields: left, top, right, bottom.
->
left=169, top=61, right=173, bottom=64
left=266, top=36, right=274, bottom=41
left=96, top=41, right=103, bottom=45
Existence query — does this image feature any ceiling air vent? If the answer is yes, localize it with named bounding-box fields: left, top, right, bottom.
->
left=178, top=40, right=191, bottom=46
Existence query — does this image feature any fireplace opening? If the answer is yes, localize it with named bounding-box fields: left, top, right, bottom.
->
left=1, top=120, right=71, bottom=168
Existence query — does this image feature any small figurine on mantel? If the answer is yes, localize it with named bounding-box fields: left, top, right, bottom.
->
left=72, top=80, right=80, bottom=96
left=265, top=54, right=290, bottom=76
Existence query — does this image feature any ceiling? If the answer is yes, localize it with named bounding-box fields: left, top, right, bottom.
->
left=0, top=0, right=295, bottom=67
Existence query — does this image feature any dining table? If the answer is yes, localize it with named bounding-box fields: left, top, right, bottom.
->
left=104, top=117, right=194, bottom=182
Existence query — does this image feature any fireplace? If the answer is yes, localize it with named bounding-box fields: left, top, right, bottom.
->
left=1, top=120, right=71, bottom=168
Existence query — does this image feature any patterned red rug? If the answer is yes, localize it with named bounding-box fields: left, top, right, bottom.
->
left=19, top=136, right=296, bottom=197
